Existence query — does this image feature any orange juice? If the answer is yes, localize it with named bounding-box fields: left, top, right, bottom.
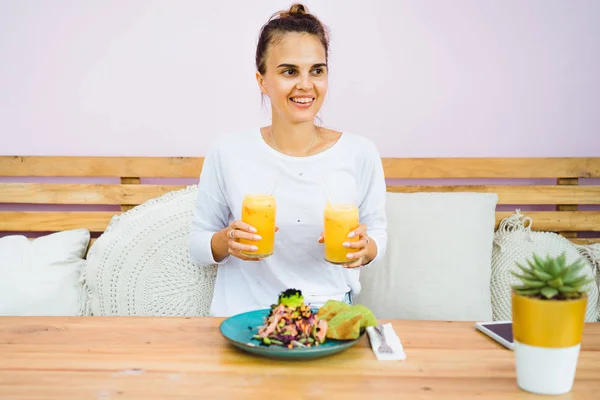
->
left=239, top=194, right=276, bottom=258
left=324, top=202, right=359, bottom=264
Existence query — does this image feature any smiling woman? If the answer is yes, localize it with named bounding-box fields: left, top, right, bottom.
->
left=187, top=3, right=388, bottom=317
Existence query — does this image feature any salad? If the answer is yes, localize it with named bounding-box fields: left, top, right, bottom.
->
left=253, top=289, right=327, bottom=348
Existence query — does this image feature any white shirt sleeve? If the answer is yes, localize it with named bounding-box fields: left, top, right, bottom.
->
left=188, top=143, right=231, bottom=266
left=359, top=141, right=388, bottom=266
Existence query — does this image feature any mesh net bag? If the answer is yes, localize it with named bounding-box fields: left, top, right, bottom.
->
left=491, top=210, right=599, bottom=322
left=578, top=243, right=600, bottom=321
left=83, top=185, right=217, bottom=316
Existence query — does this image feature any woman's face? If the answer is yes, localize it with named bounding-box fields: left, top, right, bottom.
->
left=256, top=32, right=328, bottom=125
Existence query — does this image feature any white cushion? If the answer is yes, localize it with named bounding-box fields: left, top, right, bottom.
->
left=0, top=229, right=90, bottom=316
left=84, top=185, right=217, bottom=316
left=356, top=192, right=498, bottom=321
left=491, top=211, right=599, bottom=322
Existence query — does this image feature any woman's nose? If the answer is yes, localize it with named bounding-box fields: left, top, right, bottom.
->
left=296, top=74, right=313, bottom=91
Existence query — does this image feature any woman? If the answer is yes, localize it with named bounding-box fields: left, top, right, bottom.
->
left=188, top=3, right=387, bottom=317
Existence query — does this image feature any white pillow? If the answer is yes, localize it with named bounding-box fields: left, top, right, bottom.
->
left=84, top=185, right=217, bottom=316
left=356, top=192, right=498, bottom=321
left=0, top=228, right=90, bottom=316
left=491, top=211, right=599, bottom=322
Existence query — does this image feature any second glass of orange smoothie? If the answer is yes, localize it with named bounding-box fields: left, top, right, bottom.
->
left=323, top=202, right=359, bottom=264
left=239, top=194, right=276, bottom=259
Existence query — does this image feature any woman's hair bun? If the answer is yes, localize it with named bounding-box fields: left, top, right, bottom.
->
left=288, top=3, right=307, bottom=17
left=255, top=3, right=329, bottom=75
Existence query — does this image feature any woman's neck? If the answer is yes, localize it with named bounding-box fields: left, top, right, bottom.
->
left=269, top=117, right=318, bottom=157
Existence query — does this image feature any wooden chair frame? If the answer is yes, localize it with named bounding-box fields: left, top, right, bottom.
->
left=1, top=156, right=599, bottom=249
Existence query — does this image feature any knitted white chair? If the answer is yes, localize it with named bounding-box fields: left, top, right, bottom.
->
left=491, top=210, right=599, bottom=322
left=83, top=185, right=217, bottom=316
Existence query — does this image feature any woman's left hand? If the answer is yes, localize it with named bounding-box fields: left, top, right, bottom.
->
left=318, top=224, right=370, bottom=269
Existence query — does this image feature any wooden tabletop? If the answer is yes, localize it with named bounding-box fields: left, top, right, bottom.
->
left=0, top=317, right=598, bottom=399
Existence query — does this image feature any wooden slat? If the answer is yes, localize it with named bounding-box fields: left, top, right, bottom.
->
left=0, top=212, right=117, bottom=231
left=2, top=156, right=600, bottom=179
left=557, top=177, right=580, bottom=238
left=570, top=238, right=600, bottom=245
left=121, top=178, right=141, bottom=184
left=80, top=237, right=598, bottom=247
left=28, top=235, right=600, bottom=246
left=382, top=157, right=600, bottom=178
left=120, top=177, right=141, bottom=211
left=0, top=156, right=204, bottom=178
left=2, top=183, right=599, bottom=206
left=56, top=237, right=600, bottom=249
left=2, top=211, right=599, bottom=232
left=386, top=185, right=600, bottom=205
left=0, top=183, right=186, bottom=204
left=494, top=211, right=600, bottom=232
left=556, top=178, right=580, bottom=210
left=28, top=234, right=599, bottom=247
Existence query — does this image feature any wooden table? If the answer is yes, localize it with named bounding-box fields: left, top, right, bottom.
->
left=0, top=317, right=598, bottom=399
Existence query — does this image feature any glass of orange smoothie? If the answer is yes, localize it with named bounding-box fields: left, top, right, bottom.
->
left=239, top=194, right=276, bottom=259
left=323, top=201, right=359, bottom=264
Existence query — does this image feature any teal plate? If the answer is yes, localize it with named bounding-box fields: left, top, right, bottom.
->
left=219, top=308, right=364, bottom=360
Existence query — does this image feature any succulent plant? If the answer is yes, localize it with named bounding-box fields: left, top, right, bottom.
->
left=511, top=252, right=593, bottom=300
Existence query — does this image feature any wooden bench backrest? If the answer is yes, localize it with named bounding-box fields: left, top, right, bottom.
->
left=1, top=156, right=599, bottom=245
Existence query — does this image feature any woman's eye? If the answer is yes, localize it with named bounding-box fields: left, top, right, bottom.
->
left=283, top=69, right=297, bottom=76
left=312, top=68, right=323, bottom=75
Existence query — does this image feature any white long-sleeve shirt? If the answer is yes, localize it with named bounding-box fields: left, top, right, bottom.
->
left=188, top=128, right=387, bottom=317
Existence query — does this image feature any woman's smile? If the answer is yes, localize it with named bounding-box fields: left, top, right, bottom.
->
left=289, top=96, right=315, bottom=108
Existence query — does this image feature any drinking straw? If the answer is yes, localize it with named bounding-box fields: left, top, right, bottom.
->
left=270, top=171, right=280, bottom=196
left=320, top=175, right=334, bottom=205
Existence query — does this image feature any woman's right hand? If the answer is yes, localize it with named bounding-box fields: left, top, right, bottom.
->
left=226, top=220, right=263, bottom=261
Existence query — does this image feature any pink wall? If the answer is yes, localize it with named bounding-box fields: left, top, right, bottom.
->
left=1, top=0, right=599, bottom=157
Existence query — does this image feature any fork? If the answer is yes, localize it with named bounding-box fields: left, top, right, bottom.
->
left=374, top=324, right=393, bottom=354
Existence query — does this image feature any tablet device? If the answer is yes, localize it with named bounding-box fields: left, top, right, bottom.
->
left=474, top=321, right=514, bottom=350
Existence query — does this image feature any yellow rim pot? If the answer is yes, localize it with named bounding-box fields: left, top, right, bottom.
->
left=512, top=290, right=587, bottom=395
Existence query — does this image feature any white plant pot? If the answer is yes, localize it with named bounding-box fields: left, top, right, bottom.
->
left=511, top=292, right=587, bottom=395
left=514, top=340, right=581, bottom=395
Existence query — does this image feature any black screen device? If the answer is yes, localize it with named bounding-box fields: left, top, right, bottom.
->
left=474, top=321, right=514, bottom=350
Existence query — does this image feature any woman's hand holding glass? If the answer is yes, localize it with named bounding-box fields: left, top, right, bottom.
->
left=318, top=223, right=370, bottom=269
left=227, top=221, right=279, bottom=261
left=227, top=220, right=262, bottom=261
left=341, top=224, right=370, bottom=268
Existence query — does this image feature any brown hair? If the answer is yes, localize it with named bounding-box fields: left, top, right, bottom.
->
left=255, top=3, right=330, bottom=75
